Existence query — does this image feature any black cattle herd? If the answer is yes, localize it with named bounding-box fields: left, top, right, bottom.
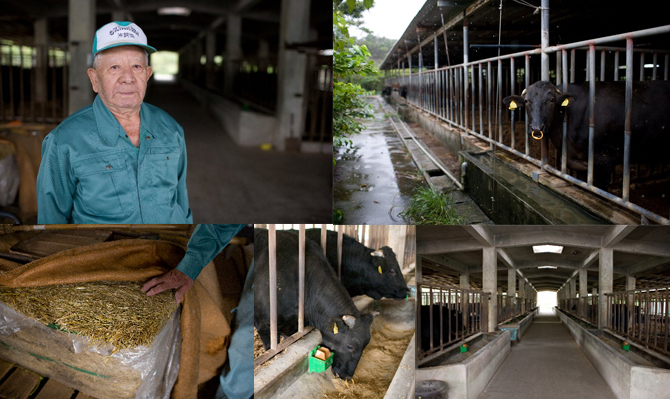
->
left=254, top=228, right=409, bottom=380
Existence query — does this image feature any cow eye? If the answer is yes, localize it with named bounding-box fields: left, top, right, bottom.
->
left=390, top=269, right=396, bottom=276
left=549, top=97, right=555, bottom=103
left=347, top=344, right=354, bottom=352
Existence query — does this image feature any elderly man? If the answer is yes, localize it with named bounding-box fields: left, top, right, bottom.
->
left=36, top=21, right=191, bottom=223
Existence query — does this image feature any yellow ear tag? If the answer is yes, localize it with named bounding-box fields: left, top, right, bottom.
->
left=378, top=266, right=383, bottom=274
left=561, top=98, right=570, bottom=107
left=509, top=100, right=517, bottom=110
left=333, top=324, right=339, bottom=334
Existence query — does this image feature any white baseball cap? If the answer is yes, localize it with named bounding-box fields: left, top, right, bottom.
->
left=92, top=21, right=157, bottom=57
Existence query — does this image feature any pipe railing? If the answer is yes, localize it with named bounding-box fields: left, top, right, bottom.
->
left=559, top=295, right=599, bottom=326
left=606, top=287, right=670, bottom=357
left=496, top=294, right=534, bottom=324
left=417, top=283, right=488, bottom=363
left=385, top=24, right=670, bottom=225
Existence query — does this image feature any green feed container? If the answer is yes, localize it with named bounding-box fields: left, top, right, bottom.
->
left=308, top=346, right=334, bottom=373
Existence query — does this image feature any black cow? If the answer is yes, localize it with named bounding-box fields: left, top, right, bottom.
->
left=254, top=228, right=378, bottom=380
left=302, top=229, right=409, bottom=300
left=503, top=80, right=670, bottom=188
left=610, top=304, right=643, bottom=332
left=381, top=86, right=393, bottom=96
left=419, top=304, right=464, bottom=353
left=400, top=86, right=408, bottom=98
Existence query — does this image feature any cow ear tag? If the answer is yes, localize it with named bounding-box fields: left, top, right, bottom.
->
left=508, top=100, right=518, bottom=110
left=378, top=266, right=383, bottom=274
left=561, top=98, right=570, bottom=107
left=333, top=323, right=339, bottom=334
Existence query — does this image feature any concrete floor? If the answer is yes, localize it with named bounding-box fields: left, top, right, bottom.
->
left=144, top=80, right=332, bottom=223
left=479, top=309, right=616, bottom=399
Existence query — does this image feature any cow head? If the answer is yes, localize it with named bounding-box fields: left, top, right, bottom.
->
left=322, top=312, right=379, bottom=380
left=367, top=246, right=410, bottom=300
left=502, top=81, right=576, bottom=140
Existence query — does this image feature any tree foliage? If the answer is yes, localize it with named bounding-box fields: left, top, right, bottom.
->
left=332, top=0, right=378, bottom=161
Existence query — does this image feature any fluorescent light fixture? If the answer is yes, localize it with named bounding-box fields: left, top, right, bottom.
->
left=538, top=266, right=557, bottom=269
left=158, top=7, right=191, bottom=16
left=533, top=245, right=563, bottom=254
left=320, top=49, right=334, bottom=56
left=644, top=64, right=660, bottom=68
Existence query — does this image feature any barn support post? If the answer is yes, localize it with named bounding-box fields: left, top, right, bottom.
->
left=483, top=246, right=497, bottom=332
left=497, top=59, right=502, bottom=143
left=488, top=61, right=493, bottom=150
left=34, top=18, right=48, bottom=121
left=525, top=54, right=530, bottom=155
left=569, top=276, right=576, bottom=301
left=600, top=49, right=606, bottom=81
left=461, top=273, right=470, bottom=330
left=599, top=248, right=613, bottom=331
left=540, top=0, right=550, bottom=166
left=579, top=269, right=588, bottom=318
left=622, top=38, right=634, bottom=202
left=478, top=63, right=483, bottom=135
left=510, top=57, right=515, bottom=150
left=277, top=0, right=310, bottom=151
left=587, top=44, right=596, bottom=186
left=206, top=29, right=217, bottom=91
left=561, top=50, right=569, bottom=173
left=508, top=269, right=516, bottom=317
left=68, top=0, right=95, bottom=115
left=519, top=278, right=526, bottom=314
left=614, top=50, right=620, bottom=81
left=626, top=275, right=635, bottom=337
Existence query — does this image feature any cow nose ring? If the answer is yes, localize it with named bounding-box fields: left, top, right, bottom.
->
left=531, top=130, right=544, bottom=140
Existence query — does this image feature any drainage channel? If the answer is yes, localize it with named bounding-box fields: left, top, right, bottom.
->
left=379, top=97, right=491, bottom=224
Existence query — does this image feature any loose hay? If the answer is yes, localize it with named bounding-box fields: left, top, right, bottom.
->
left=323, top=325, right=414, bottom=399
left=0, top=281, right=178, bottom=354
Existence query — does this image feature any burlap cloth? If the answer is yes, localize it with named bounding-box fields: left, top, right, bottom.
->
left=0, top=238, right=232, bottom=399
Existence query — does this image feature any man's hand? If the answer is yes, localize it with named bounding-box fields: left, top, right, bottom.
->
left=141, top=269, right=194, bottom=304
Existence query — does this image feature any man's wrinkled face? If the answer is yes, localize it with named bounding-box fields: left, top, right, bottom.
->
left=87, top=46, right=152, bottom=113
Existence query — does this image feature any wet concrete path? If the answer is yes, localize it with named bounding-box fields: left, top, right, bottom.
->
left=333, top=96, right=425, bottom=224
left=479, top=310, right=615, bottom=399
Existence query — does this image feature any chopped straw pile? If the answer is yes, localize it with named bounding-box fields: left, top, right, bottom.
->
left=0, top=281, right=178, bottom=354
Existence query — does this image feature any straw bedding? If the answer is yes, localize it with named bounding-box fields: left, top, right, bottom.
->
left=0, top=281, right=178, bottom=354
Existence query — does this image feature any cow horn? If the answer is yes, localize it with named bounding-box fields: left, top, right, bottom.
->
left=371, top=250, right=384, bottom=258
left=521, top=88, right=527, bottom=96
left=342, top=315, right=356, bottom=328
left=555, top=87, right=562, bottom=93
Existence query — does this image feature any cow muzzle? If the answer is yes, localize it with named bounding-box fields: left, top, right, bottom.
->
left=531, top=130, right=544, bottom=140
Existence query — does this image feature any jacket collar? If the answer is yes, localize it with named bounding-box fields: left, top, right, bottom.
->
left=93, top=95, right=158, bottom=146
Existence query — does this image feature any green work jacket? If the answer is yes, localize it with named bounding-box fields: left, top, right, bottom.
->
left=36, top=95, right=192, bottom=224
left=176, top=224, right=247, bottom=281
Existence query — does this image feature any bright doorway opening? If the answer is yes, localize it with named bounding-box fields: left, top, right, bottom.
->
left=537, top=291, right=557, bottom=313
left=150, top=51, right=179, bottom=82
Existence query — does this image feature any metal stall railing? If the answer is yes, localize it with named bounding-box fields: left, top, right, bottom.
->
left=385, top=24, right=670, bottom=225
left=497, top=294, right=530, bottom=324
left=303, top=55, right=332, bottom=145
left=1, top=43, right=68, bottom=123
left=559, top=295, right=599, bottom=326
left=254, top=224, right=314, bottom=366
left=417, top=283, right=489, bottom=363
left=606, top=288, right=670, bottom=357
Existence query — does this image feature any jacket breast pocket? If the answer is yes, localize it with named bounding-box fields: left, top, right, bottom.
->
left=145, top=146, right=181, bottom=205
left=71, top=154, right=132, bottom=217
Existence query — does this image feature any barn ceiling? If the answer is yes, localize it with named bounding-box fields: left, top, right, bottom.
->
left=0, top=0, right=332, bottom=53
left=417, top=226, right=670, bottom=293
left=380, top=0, right=670, bottom=70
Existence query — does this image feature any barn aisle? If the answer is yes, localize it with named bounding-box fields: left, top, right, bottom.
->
left=144, top=80, right=332, bottom=222
left=478, top=309, right=615, bottom=399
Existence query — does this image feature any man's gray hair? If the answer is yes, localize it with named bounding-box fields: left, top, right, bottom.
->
left=92, top=49, right=149, bottom=70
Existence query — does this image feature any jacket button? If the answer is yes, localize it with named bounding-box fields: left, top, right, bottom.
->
left=166, top=156, right=170, bottom=160
left=106, top=165, right=111, bottom=170
left=146, top=136, right=150, bottom=140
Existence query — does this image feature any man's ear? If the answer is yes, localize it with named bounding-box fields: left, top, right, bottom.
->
left=503, top=95, right=525, bottom=110
left=557, top=93, right=576, bottom=107
left=146, top=65, right=153, bottom=81
left=87, top=68, right=99, bottom=93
